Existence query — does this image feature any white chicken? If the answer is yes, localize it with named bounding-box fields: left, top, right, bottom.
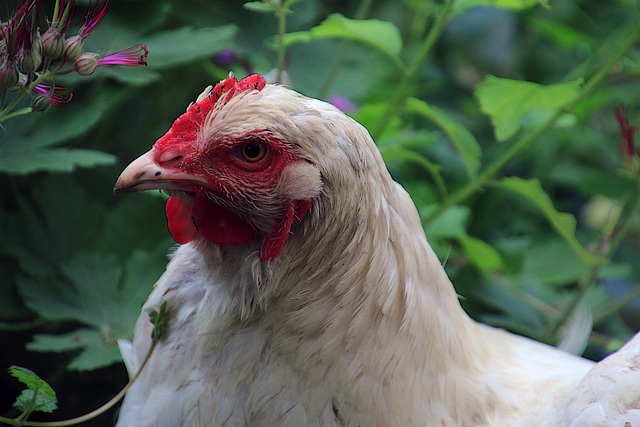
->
left=114, top=74, right=640, bottom=426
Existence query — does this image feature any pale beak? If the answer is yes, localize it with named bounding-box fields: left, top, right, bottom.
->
left=114, top=148, right=207, bottom=194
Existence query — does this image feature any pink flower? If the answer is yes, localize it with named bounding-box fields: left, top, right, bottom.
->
left=616, top=106, right=637, bottom=158
left=97, top=44, right=148, bottom=66
left=328, top=94, right=356, bottom=113
left=33, top=84, right=74, bottom=107
left=79, top=1, right=109, bottom=39
left=75, top=44, right=148, bottom=76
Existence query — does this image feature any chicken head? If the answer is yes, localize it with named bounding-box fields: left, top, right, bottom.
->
left=114, top=74, right=322, bottom=260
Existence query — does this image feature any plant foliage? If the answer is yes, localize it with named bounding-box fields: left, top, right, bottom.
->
left=1, top=0, right=640, bottom=424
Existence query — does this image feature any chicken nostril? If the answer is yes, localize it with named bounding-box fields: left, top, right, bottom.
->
left=155, top=171, right=162, bottom=176
left=157, top=149, right=185, bottom=164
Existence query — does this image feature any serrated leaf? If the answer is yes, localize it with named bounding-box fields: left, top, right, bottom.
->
left=144, top=26, right=237, bottom=69
left=475, top=76, right=583, bottom=141
left=9, top=366, right=58, bottom=414
left=493, top=177, right=607, bottom=266
left=282, top=14, right=403, bottom=66
left=454, top=0, right=549, bottom=15
left=8, top=366, right=56, bottom=401
left=28, top=329, right=122, bottom=371
left=13, top=389, right=58, bottom=414
left=0, top=175, right=104, bottom=274
left=0, top=148, right=116, bottom=174
left=0, top=87, right=128, bottom=174
left=18, top=249, right=165, bottom=370
left=243, top=1, right=277, bottom=13
left=457, top=235, right=504, bottom=271
left=405, top=98, right=481, bottom=176
left=0, top=87, right=128, bottom=152
left=145, top=300, right=168, bottom=341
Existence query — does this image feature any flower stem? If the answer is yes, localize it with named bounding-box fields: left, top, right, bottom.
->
left=317, top=0, right=375, bottom=99
left=372, top=0, right=455, bottom=141
left=0, top=339, right=157, bottom=427
left=275, top=1, right=288, bottom=83
left=423, top=16, right=640, bottom=227
left=0, top=73, right=48, bottom=123
left=552, top=174, right=640, bottom=335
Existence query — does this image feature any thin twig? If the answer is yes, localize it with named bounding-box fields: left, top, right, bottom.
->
left=0, top=339, right=157, bottom=427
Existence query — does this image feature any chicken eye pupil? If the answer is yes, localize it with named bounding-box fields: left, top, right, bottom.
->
left=241, top=142, right=266, bottom=162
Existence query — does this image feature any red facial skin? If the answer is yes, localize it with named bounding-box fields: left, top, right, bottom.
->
left=151, top=75, right=310, bottom=260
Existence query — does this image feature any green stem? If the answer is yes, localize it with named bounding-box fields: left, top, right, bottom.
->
left=317, top=0, right=375, bottom=99
left=0, top=107, right=33, bottom=123
left=372, top=0, right=455, bottom=140
left=594, top=281, right=640, bottom=324
left=552, top=175, right=640, bottom=335
left=0, top=73, right=48, bottom=123
left=0, top=340, right=157, bottom=427
left=423, top=17, right=640, bottom=227
left=275, top=1, right=288, bottom=83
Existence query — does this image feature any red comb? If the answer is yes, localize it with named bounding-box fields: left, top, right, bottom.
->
left=155, top=74, right=266, bottom=151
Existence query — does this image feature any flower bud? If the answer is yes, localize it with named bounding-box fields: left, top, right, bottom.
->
left=32, top=94, right=52, bottom=112
left=0, top=60, right=19, bottom=88
left=32, top=34, right=44, bottom=56
left=18, top=48, right=42, bottom=74
left=42, top=27, right=65, bottom=59
left=64, top=35, right=84, bottom=61
left=75, top=53, right=99, bottom=76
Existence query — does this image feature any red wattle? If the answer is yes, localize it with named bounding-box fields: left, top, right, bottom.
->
left=192, top=192, right=254, bottom=246
left=260, top=199, right=311, bottom=261
left=165, top=197, right=198, bottom=244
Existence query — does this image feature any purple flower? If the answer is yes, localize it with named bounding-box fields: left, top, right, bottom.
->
left=328, top=94, right=356, bottom=113
left=214, top=49, right=237, bottom=67
left=33, top=84, right=73, bottom=107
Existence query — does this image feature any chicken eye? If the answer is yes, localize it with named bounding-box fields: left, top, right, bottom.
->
left=241, top=142, right=267, bottom=162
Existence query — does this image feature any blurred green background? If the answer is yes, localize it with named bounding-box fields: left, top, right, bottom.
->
left=1, top=0, right=640, bottom=424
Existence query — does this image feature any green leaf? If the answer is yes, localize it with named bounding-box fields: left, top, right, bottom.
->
left=145, top=300, right=168, bottom=341
left=521, top=239, right=590, bottom=285
left=531, top=18, right=596, bottom=50
left=243, top=1, right=277, bottom=13
left=405, top=98, right=481, bottom=176
left=13, top=390, right=58, bottom=414
left=0, top=148, right=116, bottom=174
left=457, top=235, right=504, bottom=271
left=475, top=76, right=583, bottom=141
left=350, top=101, right=402, bottom=141
left=144, top=26, right=237, bottom=69
left=0, top=87, right=127, bottom=174
left=379, top=145, right=447, bottom=199
left=493, top=177, right=607, bottom=266
left=18, top=249, right=165, bottom=370
left=282, top=14, right=403, bottom=67
left=9, top=366, right=58, bottom=414
left=28, top=329, right=123, bottom=371
left=422, top=204, right=470, bottom=238
left=8, top=366, right=56, bottom=401
left=454, top=0, right=549, bottom=15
